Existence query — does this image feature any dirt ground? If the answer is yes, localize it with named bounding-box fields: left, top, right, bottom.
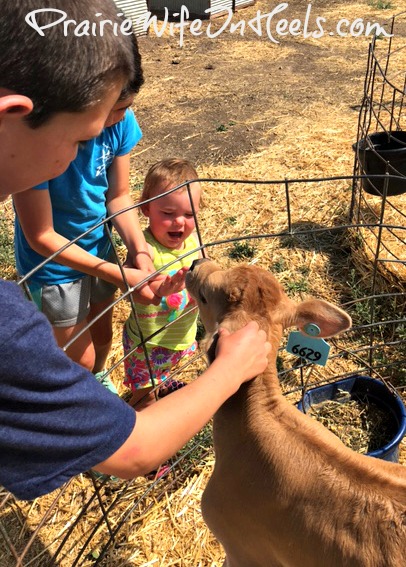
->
left=131, top=0, right=403, bottom=179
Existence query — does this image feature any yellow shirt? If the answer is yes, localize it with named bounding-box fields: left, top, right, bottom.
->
left=126, top=231, right=199, bottom=350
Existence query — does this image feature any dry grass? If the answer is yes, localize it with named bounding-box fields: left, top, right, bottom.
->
left=107, top=5, right=406, bottom=559
left=308, top=395, right=396, bottom=454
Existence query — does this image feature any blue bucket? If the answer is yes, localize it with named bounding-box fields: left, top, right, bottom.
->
left=297, top=375, right=406, bottom=462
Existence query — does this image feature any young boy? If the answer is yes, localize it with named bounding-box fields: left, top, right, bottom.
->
left=0, top=1, right=134, bottom=197
left=0, top=0, right=270, bottom=501
left=13, top=82, right=180, bottom=389
left=124, top=159, right=202, bottom=408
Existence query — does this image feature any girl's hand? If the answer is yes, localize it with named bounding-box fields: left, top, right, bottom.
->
left=151, top=267, right=188, bottom=298
left=122, top=267, right=188, bottom=306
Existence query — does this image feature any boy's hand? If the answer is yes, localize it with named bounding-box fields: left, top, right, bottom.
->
left=123, top=251, right=155, bottom=274
left=122, top=267, right=163, bottom=305
left=214, top=322, right=271, bottom=384
left=122, top=267, right=188, bottom=306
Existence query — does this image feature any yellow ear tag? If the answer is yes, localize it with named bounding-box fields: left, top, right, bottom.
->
left=286, top=323, right=330, bottom=366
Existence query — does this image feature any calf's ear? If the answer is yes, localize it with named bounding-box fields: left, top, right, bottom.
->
left=295, top=299, right=352, bottom=338
left=228, top=285, right=243, bottom=303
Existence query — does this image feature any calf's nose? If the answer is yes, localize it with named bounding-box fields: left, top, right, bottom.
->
left=190, top=258, right=210, bottom=271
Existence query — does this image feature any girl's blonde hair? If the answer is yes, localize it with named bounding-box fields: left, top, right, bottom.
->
left=141, top=158, right=199, bottom=202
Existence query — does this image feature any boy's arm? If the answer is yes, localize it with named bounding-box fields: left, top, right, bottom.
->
left=13, top=189, right=156, bottom=301
left=94, top=322, right=271, bottom=477
left=106, top=154, right=154, bottom=274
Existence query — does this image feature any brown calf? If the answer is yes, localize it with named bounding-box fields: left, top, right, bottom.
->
left=186, top=258, right=406, bottom=567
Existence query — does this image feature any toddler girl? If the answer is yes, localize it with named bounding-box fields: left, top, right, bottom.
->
left=123, top=158, right=202, bottom=408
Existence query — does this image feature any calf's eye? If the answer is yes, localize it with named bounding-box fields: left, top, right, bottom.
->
left=199, top=292, right=207, bottom=304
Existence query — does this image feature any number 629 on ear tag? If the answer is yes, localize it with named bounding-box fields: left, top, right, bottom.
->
left=286, top=331, right=330, bottom=367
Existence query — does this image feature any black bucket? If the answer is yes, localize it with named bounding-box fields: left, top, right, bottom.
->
left=353, top=130, right=406, bottom=196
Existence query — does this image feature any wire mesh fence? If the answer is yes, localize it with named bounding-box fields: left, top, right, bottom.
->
left=1, top=170, right=404, bottom=566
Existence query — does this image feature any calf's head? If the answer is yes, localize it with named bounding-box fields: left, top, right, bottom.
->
left=186, top=258, right=351, bottom=360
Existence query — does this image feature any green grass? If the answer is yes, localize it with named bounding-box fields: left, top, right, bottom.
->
left=225, top=216, right=237, bottom=226
left=368, top=0, right=393, bottom=8
left=345, top=269, right=405, bottom=347
left=228, top=241, right=256, bottom=260
left=111, top=232, right=123, bottom=248
left=216, top=121, right=237, bottom=133
left=196, top=317, right=206, bottom=342
left=176, top=422, right=213, bottom=463
left=286, top=278, right=309, bottom=294
left=271, top=258, right=286, bottom=273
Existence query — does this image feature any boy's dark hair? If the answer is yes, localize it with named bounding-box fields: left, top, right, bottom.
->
left=0, top=0, right=143, bottom=128
left=119, top=34, right=144, bottom=100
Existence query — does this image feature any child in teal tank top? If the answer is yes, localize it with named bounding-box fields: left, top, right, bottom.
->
left=123, top=159, right=202, bottom=409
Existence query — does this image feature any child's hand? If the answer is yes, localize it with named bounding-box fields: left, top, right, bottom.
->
left=123, top=251, right=155, bottom=274
left=133, top=251, right=156, bottom=274
left=122, top=266, right=188, bottom=305
left=150, top=267, right=188, bottom=298
left=122, top=267, right=164, bottom=305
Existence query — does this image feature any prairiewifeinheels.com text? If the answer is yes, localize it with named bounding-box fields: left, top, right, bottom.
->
left=25, top=3, right=393, bottom=48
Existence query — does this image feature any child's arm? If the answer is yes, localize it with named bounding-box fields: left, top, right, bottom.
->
left=94, top=322, right=271, bottom=477
left=123, top=241, right=187, bottom=301
left=106, top=154, right=155, bottom=274
left=13, top=189, right=157, bottom=303
left=108, top=157, right=190, bottom=298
